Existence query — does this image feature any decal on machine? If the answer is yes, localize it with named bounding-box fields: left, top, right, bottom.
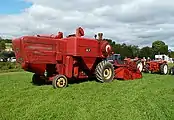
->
left=86, top=48, right=91, bottom=52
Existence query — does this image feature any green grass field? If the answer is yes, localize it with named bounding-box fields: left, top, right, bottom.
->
left=0, top=72, right=174, bottom=120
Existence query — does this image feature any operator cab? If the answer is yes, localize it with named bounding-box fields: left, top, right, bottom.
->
left=107, top=54, right=122, bottom=64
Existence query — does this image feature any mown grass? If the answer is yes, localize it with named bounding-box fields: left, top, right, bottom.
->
left=0, top=72, right=174, bottom=120
left=168, top=63, right=174, bottom=68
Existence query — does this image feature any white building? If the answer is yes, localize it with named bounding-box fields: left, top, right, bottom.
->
left=155, top=54, right=173, bottom=63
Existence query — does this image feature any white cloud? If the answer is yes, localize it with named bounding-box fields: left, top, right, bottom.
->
left=0, top=0, right=174, bottom=50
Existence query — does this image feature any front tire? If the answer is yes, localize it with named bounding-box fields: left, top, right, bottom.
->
left=52, top=75, right=68, bottom=88
left=32, top=73, right=46, bottom=85
left=160, top=63, right=168, bottom=75
left=95, top=60, right=115, bottom=82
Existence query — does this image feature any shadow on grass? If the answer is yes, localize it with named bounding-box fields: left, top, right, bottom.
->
left=30, top=73, right=145, bottom=87
left=30, top=77, right=99, bottom=87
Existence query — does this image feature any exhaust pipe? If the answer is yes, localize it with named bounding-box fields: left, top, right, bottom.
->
left=98, top=33, right=103, bottom=40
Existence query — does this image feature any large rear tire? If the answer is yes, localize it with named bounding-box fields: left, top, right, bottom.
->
left=32, top=73, right=46, bottom=85
left=95, top=60, right=115, bottom=82
left=160, top=63, right=168, bottom=75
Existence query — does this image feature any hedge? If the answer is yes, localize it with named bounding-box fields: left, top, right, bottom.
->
left=0, top=62, right=23, bottom=73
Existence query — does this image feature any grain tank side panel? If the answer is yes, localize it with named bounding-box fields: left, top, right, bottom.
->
left=56, top=39, right=67, bottom=62
left=66, top=37, right=99, bottom=57
left=66, top=37, right=77, bottom=55
left=23, top=36, right=57, bottom=64
left=77, top=37, right=99, bottom=57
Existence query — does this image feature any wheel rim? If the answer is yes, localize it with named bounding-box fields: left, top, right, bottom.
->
left=103, top=68, right=112, bottom=79
left=137, top=62, right=143, bottom=72
left=163, top=65, right=168, bottom=74
left=56, top=77, right=66, bottom=87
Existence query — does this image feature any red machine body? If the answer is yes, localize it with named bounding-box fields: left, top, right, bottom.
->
left=12, top=27, right=115, bottom=88
left=144, top=60, right=168, bottom=74
left=107, top=54, right=142, bottom=80
left=114, top=62, right=142, bottom=80
left=124, top=57, right=143, bottom=73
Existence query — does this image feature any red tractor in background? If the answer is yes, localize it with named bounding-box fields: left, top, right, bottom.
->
left=12, top=27, right=142, bottom=88
left=143, top=59, right=168, bottom=75
left=107, top=54, right=143, bottom=72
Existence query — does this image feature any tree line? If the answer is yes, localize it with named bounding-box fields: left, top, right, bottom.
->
left=104, top=39, right=174, bottom=59
left=0, top=38, right=12, bottom=51
left=0, top=38, right=14, bottom=62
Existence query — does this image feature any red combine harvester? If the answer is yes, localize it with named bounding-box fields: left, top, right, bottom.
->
left=12, top=27, right=142, bottom=88
left=143, top=60, right=168, bottom=75
left=107, top=54, right=142, bottom=80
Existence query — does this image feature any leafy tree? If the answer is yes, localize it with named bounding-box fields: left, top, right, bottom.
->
left=169, top=51, right=174, bottom=58
left=4, top=39, right=12, bottom=43
left=152, top=40, right=168, bottom=55
left=159, top=45, right=168, bottom=55
left=0, top=41, right=6, bottom=52
left=113, top=43, right=133, bottom=58
left=129, top=45, right=140, bottom=57
left=0, top=51, right=9, bottom=62
left=99, top=39, right=170, bottom=59
left=139, top=46, right=153, bottom=58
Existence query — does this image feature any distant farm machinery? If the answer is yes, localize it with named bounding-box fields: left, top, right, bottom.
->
left=107, top=54, right=173, bottom=76
left=143, top=60, right=168, bottom=75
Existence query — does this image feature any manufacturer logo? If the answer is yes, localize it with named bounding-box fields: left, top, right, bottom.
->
left=105, top=45, right=111, bottom=52
left=86, top=48, right=91, bottom=52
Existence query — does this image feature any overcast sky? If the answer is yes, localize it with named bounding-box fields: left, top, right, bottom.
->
left=0, top=0, right=174, bottom=50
